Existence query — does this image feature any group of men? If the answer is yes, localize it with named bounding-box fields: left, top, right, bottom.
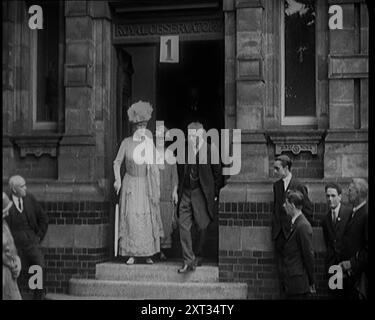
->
left=2, top=150, right=368, bottom=300
left=272, top=155, right=368, bottom=299
left=4, top=175, right=48, bottom=300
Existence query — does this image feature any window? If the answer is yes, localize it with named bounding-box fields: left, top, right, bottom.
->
left=281, top=0, right=316, bottom=125
left=30, top=1, right=63, bottom=130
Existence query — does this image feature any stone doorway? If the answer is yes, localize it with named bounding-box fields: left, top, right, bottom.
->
left=111, top=1, right=224, bottom=263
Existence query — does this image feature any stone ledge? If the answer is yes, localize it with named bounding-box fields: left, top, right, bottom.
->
left=325, top=129, right=368, bottom=142
left=59, top=135, right=96, bottom=146
left=11, top=135, right=62, bottom=158
left=2, top=180, right=108, bottom=201
left=220, top=178, right=354, bottom=202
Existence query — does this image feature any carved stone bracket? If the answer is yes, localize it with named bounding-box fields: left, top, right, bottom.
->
left=12, top=135, right=62, bottom=158
left=267, top=131, right=325, bottom=156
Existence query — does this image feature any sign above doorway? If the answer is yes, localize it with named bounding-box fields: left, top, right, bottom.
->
left=160, top=35, right=179, bottom=63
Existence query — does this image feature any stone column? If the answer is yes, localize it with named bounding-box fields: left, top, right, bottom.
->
left=59, top=1, right=96, bottom=181
left=232, top=0, right=268, bottom=182
left=324, top=1, right=368, bottom=178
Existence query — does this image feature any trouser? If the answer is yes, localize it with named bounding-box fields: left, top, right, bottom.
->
left=14, top=231, right=46, bottom=300
left=274, top=231, right=287, bottom=298
left=178, top=188, right=210, bottom=266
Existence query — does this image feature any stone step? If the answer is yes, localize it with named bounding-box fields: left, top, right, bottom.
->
left=46, top=293, right=127, bottom=300
left=95, top=262, right=218, bottom=283
left=69, top=278, right=248, bottom=299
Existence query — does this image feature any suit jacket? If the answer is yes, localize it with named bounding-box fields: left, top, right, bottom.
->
left=283, top=214, right=314, bottom=296
left=340, top=203, right=368, bottom=279
left=6, top=193, right=49, bottom=243
left=272, top=177, right=314, bottom=240
left=177, top=141, right=222, bottom=220
left=321, top=204, right=351, bottom=272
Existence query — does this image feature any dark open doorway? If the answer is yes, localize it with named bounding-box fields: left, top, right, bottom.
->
left=156, top=39, right=224, bottom=262
left=156, top=40, right=224, bottom=132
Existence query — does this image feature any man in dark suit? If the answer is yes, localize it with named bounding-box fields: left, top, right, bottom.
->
left=272, top=155, right=313, bottom=297
left=6, top=175, right=49, bottom=300
left=321, top=182, right=351, bottom=298
left=339, top=178, right=368, bottom=299
left=177, top=122, right=222, bottom=273
left=282, top=190, right=315, bottom=299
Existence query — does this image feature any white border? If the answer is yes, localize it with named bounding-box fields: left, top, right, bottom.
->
left=280, top=1, right=317, bottom=126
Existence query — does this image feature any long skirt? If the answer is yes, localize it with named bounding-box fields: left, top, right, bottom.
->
left=118, top=173, right=161, bottom=257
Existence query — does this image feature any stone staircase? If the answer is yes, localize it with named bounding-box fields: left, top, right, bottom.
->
left=46, top=261, right=248, bottom=300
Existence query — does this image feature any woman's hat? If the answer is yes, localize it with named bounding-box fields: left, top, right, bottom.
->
left=127, top=101, right=153, bottom=124
left=3, top=192, right=13, bottom=218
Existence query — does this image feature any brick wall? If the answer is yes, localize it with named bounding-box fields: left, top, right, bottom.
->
left=268, top=151, right=325, bottom=180
left=18, top=201, right=110, bottom=297
left=218, top=201, right=331, bottom=299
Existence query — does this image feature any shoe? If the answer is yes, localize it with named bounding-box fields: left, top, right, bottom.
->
left=126, top=257, right=135, bottom=265
left=195, top=256, right=203, bottom=267
left=178, top=263, right=196, bottom=273
left=160, top=252, right=167, bottom=261
left=146, top=258, right=154, bottom=264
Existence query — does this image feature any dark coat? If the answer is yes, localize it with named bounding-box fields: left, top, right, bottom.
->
left=272, top=177, right=314, bottom=240
left=340, top=203, right=368, bottom=279
left=6, top=193, right=49, bottom=242
left=321, top=204, right=351, bottom=272
left=282, top=214, right=315, bottom=296
left=177, top=141, right=222, bottom=220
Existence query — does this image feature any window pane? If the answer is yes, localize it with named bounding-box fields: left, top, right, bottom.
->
left=36, top=1, right=59, bottom=122
left=284, top=0, right=315, bottom=117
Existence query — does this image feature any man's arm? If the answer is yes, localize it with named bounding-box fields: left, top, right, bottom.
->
left=32, top=195, right=49, bottom=241
left=350, top=213, right=368, bottom=275
left=209, top=143, right=222, bottom=198
left=298, top=223, right=315, bottom=286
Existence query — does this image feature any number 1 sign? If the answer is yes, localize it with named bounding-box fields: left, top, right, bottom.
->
left=160, top=35, right=179, bottom=63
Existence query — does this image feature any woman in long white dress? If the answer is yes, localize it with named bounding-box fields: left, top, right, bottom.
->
left=113, top=101, right=163, bottom=264
left=3, top=192, right=22, bottom=300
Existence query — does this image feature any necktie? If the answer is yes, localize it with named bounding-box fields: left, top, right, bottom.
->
left=332, top=209, right=336, bottom=224
left=16, top=197, right=23, bottom=212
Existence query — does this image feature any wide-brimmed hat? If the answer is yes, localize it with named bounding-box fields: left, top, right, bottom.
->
left=127, top=101, right=153, bottom=124
left=3, top=192, right=13, bottom=218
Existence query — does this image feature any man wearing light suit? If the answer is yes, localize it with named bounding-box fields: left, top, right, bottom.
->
left=177, top=122, right=222, bottom=273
